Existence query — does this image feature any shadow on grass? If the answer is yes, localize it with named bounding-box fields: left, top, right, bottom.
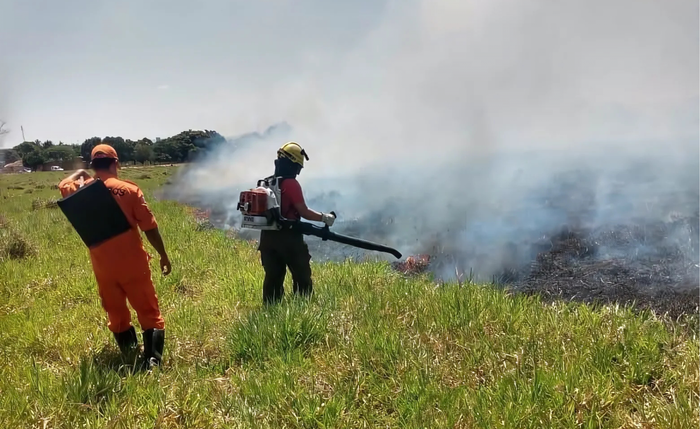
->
left=72, top=339, right=160, bottom=377
left=221, top=295, right=330, bottom=370
left=60, top=349, right=142, bottom=415
left=88, top=345, right=148, bottom=376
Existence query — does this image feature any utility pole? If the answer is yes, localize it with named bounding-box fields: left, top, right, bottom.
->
left=21, top=126, right=25, bottom=141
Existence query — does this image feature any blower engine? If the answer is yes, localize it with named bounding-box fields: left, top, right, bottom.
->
left=236, top=176, right=284, bottom=231
left=236, top=176, right=403, bottom=259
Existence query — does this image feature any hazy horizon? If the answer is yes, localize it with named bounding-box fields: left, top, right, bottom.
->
left=0, top=0, right=387, bottom=147
left=2, top=1, right=696, bottom=151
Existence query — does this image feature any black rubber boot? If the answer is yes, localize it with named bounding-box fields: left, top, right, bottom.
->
left=142, top=328, right=165, bottom=369
left=113, top=326, right=138, bottom=356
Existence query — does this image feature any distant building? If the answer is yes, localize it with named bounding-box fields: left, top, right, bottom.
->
left=1, top=160, right=24, bottom=174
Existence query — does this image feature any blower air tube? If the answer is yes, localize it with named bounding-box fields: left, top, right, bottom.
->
left=294, top=221, right=402, bottom=259
left=56, top=179, right=132, bottom=248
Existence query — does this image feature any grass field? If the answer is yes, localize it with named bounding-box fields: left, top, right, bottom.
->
left=0, top=166, right=698, bottom=428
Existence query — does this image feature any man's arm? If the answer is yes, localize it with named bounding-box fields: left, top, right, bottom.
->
left=289, top=181, right=336, bottom=226
left=132, top=188, right=172, bottom=275
left=58, top=169, right=93, bottom=198
left=294, top=200, right=324, bottom=222
left=63, top=169, right=92, bottom=183
left=144, top=227, right=171, bottom=275
left=294, top=201, right=336, bottom=226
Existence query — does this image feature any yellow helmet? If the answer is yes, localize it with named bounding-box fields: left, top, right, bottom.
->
left=277, top=141, right=309, bottom=167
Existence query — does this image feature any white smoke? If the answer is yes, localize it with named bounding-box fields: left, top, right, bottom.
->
left=169, top=0, right=699, bottom=280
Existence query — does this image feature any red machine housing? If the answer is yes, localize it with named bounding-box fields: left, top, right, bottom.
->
left=238, top=189, right=269, bottom=216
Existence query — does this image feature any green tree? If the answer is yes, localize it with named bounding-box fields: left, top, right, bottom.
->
left=14, top=141, right=42, bottom=158
left=23, top=148, right=46, bottom=170
left=153, top=139, right=176, bottom=163
left=152, top=129, right=226, bottom=163
left=102, top=136, right=135, bottom=164
left=80, top=137, right=101, bottom=161
left=45, top=145, right=75, bottom=162
left=61, top=143, right=80, bottom=158
left=134, top=143, right=155, bottom=165
left=7, top=127, right=233, bottom=168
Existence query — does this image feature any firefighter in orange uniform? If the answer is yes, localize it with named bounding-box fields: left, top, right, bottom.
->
left=58, top=144, right=171, bottom=369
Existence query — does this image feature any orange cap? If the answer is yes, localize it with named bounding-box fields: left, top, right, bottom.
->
left=91, top=144, right=118, bottom=161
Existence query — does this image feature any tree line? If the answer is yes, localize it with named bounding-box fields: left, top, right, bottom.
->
left=1, top=129, right=227, bottom=170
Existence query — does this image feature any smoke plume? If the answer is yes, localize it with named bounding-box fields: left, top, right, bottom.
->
left=165, top=0, right=699, bottom=301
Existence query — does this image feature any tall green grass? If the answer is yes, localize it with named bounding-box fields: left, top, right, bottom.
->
left=0, top=167, right=697, bottom=428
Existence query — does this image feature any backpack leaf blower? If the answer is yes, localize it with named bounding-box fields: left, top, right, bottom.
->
left=237, top=176, right=403, bottom=259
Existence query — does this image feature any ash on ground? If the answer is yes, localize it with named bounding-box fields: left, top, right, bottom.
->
left=414, top=215, right=699, bottom=318
left=507, top=218, right=699, bottom=318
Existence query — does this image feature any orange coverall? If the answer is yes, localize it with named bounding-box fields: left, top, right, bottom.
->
left=59, top=171, right=165, bottom=333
